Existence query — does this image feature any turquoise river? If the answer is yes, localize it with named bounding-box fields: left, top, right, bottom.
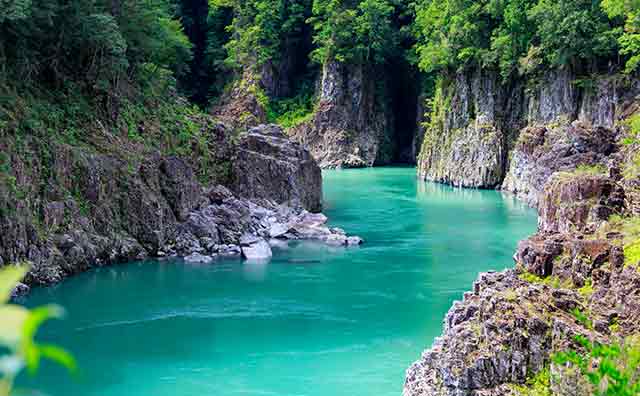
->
left=17, top=167, right=537, bottom=396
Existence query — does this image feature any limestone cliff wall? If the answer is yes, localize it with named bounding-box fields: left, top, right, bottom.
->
left=405, top=146, right=640, bottom=396
left=406, top=68, right=640, bottom=396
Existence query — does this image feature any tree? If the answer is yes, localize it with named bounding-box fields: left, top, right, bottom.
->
left=602, top=0, right=640, bottom=73
left=308, top=0, right=397, bottom=64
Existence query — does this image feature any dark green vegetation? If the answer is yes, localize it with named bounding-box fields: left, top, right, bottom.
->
left=1, top=0, right=638, bottom=135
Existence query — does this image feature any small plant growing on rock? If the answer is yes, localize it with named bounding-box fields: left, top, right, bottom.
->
left=572, top=308, right=594, bottom=330
left=578, top=279, right=595, bottom=298
left=554, top=335, right=640, bottom=396
left=512, top=367, right=552, bottom=396
left=0, top=265, right=75, bottom=395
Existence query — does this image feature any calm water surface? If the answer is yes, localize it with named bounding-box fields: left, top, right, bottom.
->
left=18, top=167, right=536, bottom=396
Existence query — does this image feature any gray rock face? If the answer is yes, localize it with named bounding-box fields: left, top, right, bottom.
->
left=210, top=70, right=267, bottom=129
left=403, top=270, right=555, bottom=396
left=537, top=173, right=625, bottom=234
left=231, top=124, right=323, bottom=212
left=502, top=122, right=618, bottom=207
left=241, top=237, right=272, bottom=261
left=418, top=69, right=639, bottom=189
left=418, top=69, right=517, bottom=188
left=289, top=61, right=394, bottom=168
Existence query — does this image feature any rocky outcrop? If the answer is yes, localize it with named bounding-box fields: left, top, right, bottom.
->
left=0, top=122, right=360, bottom=286
left=418, top=69, right=639, bottom=190
left=167, top=186, right=362, bottom=264
left=404, top=166, right=640, bottom=396
left=231, top=124, right=322, bottom=212
left=501, top=75, right=640, bottom=205
left=210, top=71, right=267, bottom=129
left=289, top=61, right=394, bottom=168
left=501, top=123, right=617, bottom=206
left=536, top=172, right=625, bottom=234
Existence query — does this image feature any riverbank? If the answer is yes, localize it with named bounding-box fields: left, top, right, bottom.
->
left=404, top=118, right=640, bottom=394
left=2, top=122, right=360, bottom=292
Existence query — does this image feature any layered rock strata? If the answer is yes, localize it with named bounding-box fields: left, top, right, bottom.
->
left=289, top=61, right=394, bottom=168
left=418, top=70, right=639, bottom=190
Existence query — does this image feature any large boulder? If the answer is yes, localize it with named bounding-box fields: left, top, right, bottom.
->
left=231, top=124, right=323, bottom=212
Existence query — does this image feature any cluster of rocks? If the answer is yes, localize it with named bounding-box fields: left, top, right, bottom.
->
left=404, top=156, right=640, bottom=395
left=170, top=185, right=362, bottom=264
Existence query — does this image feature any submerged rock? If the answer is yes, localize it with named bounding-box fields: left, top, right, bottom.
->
left=10, top=282, right=30, bottom=299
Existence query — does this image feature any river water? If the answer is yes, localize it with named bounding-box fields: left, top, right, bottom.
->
left=18, top=167, right=536, bottom=396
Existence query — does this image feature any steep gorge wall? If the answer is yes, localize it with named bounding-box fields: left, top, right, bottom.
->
left=289, top=61, right=395, bottom=168
left=406, top=68, right=640, bottom=396
left=212, top=54, right=425, bottom=168
left=417, top=68, right=639, bottom=193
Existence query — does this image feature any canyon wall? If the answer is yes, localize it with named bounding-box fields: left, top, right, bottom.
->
left=288, top=61, right=395, bottom=168
left=417, top=69, right=639, bottom=195
left=406, top=68, right=640, bottom=395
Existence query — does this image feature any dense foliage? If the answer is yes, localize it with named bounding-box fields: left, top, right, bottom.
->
left=308, top=0, right=400, bottom=64
left=602, top=0, right=640, bottom=73
left=0, top=0, right=192, bottom=94
left=412, top=0, right=625, bottom=78
left=0, top=0, right=638, bottom=125
left=215, top=0, right=312, bottom=67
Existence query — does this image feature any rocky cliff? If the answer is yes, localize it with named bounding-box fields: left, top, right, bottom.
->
left=1, top=120, right=359, bottom=289
left=289, top=61, right=395, bottom=168
left=406, top=69, right=640, bottom=395
left=210, top=70, right=268, bottom=129
left=405, top=149, right=640, bottom=395
left=417, top=69, right=639, bottom=192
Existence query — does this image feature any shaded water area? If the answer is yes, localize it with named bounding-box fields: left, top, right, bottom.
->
left=18, top=167, right=536, bottom=396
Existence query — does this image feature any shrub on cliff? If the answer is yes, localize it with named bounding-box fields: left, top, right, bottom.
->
left=554, top=335, right=640, bottom=396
